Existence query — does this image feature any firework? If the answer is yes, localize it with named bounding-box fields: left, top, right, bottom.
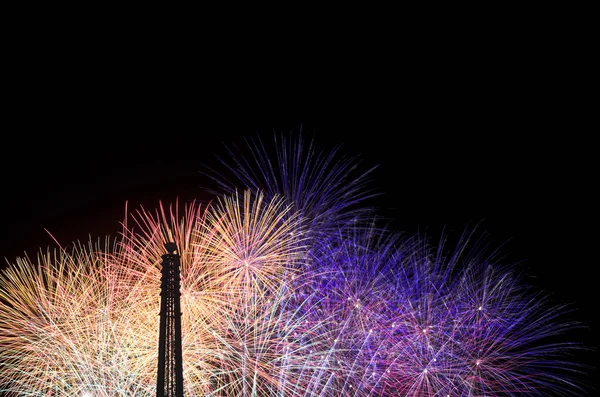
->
left=0, top=135, right=590, bottom=396
left=202, top=133, right=381, bottom=244
left=0, top=239, right=156, bottom=395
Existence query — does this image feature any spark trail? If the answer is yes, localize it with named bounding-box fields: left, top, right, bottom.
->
left=0, top=134, right=590, bottom=395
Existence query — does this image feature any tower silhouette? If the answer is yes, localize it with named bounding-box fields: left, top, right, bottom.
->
left=156, top=242, right=184, bottom=396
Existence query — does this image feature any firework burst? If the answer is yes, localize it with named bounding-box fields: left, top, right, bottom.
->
left=0, top=134, right=591, bottom=396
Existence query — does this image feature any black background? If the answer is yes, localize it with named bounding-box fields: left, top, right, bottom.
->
left=1, top=12, right=596, bottom=395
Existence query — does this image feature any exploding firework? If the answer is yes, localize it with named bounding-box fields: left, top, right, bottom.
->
left=0, top=134, right=591, bottom=396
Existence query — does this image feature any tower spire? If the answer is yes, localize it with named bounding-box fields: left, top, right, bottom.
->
left=156, top=242, right=184, bottom=396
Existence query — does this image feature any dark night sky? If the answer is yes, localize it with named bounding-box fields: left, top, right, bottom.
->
left=1, top=17, right=596, bottom=393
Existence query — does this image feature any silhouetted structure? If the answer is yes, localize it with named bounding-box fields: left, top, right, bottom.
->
left=156, top=242, right=184, bottom=396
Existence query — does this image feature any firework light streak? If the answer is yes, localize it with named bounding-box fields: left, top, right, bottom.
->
left=0, top=135, right=591, bottom=395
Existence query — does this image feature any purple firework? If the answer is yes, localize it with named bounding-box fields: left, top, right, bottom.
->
left=207, top=133, right=591, bottom=396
